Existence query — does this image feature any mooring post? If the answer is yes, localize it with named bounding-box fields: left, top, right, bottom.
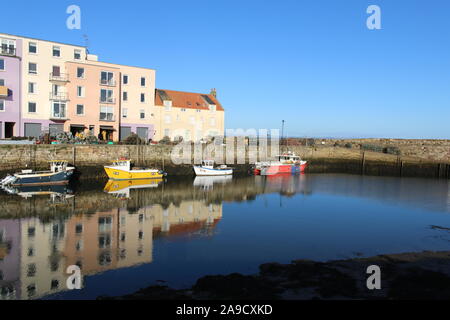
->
left=361, top=151, right=366, bottom=175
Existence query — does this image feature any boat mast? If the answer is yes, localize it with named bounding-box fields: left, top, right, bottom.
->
left=281, top=120, right=286, bottom=153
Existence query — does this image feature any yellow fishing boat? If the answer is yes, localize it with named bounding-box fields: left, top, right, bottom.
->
left=104, top=159, right=166, bottom=180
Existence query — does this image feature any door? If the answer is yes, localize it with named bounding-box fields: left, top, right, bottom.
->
left=49, top=124, right=64, bottom=136
left=5, top=122, right=14, bottom=138
left=24, top=123, right=42, bottom=138
left=120, top=126, right=132, bottom=141
left=137, top=127, right=148, bottom=141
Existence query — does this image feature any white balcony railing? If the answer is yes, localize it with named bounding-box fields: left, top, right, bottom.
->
left=49, top=92, right=69, bottom=101
left=100, top=79, right=116, bottom=86
left=50, top=73, right=69, bottom=82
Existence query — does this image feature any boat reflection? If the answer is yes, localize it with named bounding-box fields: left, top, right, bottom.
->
left=193, top=175, right=233, bottom=191
left=104, top=179, right=164, bottom=199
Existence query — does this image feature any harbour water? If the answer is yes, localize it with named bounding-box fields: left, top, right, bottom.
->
left=0, top=173, right=449, bottom=300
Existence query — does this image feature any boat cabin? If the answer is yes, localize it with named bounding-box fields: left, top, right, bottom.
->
left=49, top=161, right=70, bottom=173
left=201, top=160, right=215, bottom=169
left=112, top=159, right=132, bottom=170
left=277, top=153, right=301, bottom=163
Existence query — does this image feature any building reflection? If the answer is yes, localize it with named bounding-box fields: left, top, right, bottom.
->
left=0, top=182, right=223, bottom=300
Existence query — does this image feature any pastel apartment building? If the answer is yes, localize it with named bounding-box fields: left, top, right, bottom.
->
left=0, top=33, right=224, bottom=142
left=154, top=89, right=225, bottom=142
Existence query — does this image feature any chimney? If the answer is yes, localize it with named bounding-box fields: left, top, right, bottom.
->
left=210, top=88, right=217, bottom=98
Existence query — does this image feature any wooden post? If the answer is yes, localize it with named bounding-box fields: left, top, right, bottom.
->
left=72, top=146, right=76, bottom=166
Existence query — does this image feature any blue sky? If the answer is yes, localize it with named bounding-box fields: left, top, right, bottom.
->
left=1, top=0, right=449, bottom=138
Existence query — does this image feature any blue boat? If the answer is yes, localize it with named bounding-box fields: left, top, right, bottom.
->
left=1, top=161, right=75, bottom=187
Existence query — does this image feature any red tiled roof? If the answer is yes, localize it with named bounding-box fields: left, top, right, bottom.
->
left=155, top=89, right=224, bottom=111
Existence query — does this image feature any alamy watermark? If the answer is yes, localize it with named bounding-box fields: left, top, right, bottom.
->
left=66, top=265, right=83, bottom=290
left=366, top=265, right=382, bottom=290
left=66, top=5, right=81, bottom=30
left=367, top=5, right=382, bottom=30
left=170, top=129, right=281, bottom=165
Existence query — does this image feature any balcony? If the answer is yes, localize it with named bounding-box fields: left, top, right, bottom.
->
left=100, top=79, right=116, bottom=87
left=100, top=97, right=116, bottom=104
left=49, top=92, right=69, bottom=101
left=0, top=47, right=16, bottom=56
left=49, top=73, right=69, bottom=82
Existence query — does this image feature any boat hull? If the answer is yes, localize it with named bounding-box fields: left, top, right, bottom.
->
left=194, top=166, right=233, bottom=176
left=11, top=169, right=74, bottom=186
left=104, top=167, right=164, bottom=180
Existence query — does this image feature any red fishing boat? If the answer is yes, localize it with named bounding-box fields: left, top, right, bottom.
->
left=253, top=152, right=308, bottom=176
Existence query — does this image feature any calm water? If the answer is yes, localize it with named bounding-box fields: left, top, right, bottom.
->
left=0, top=173, right=449, bottom=300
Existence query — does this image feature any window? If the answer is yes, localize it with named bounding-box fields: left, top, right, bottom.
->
left=0, top=100, right=4, bottom=111
left=100, top=106, right=114, bottom=121
left=51, top=280, right=59, bottom=290
left=140, top=93, right=145, bottom=103
left=0, top=79, right=4, bottom=86
left=123, top=92, right=128, bottom=101
left=74, top=49, right=81, bottom=60
left=123, top=75, right=128, bottom=84
left=29, top=42, right=37, bottom=54
left=28, top=102, right=36, bottom=113
left=52, top=102, right=67, bottom=119
left=53, top=46, right=61, bottom=57
left=27, top=264, right=37, bottom=277
left=28, top=63, right=37, bottom=74
left=28, top=227, right=36, bottom=237
left=77, top=67, right=84, bottom=78
left=0, top=59, right=4, bottom=71
left=101, top=71, right=114, bottom=85
left=141, top=77, right=146, bottom=87
left=181, top=108, right=186, bottom=112
left=1, top=38, right=16, bottom=55
left=76, top=104, right=84, bottom=115
left=100, top=89, right=114, bottom=103
left=165, top=115, right=171, bottom=124
left=190, top=116, right=196, bottom=125
left=164, top=129, right=170, bottom=137
left=210, top=118, right=216, bottom=126
left=28, top=82, right=36, bottom=94
left=210, top=105, right=217, bottom=112
left=77, top=86, right=85, bottom=98
left=75, top=224, right=83, bottom=234
left=164, top=100, right=172, bottom=110
left=140, top=110, right=145, bottom=119
left=122, top=108, right=128, bottom=119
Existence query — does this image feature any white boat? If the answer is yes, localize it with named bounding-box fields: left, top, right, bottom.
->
left=193, top=160, right=233, bottom=176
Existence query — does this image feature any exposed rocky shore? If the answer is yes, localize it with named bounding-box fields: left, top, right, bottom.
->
left=100, top=251, right=450, bottom=300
